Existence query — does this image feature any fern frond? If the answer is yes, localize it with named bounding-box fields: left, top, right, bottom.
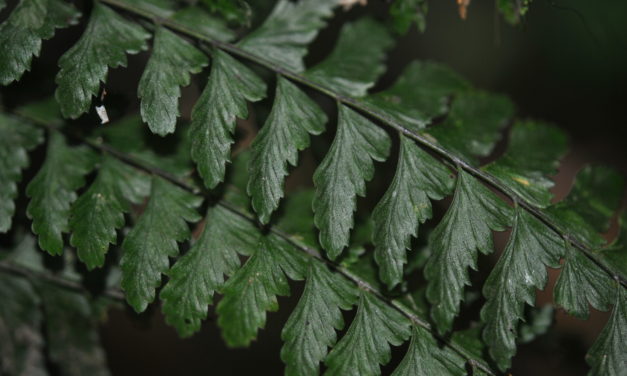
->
left=55, top=2, right=150, bottom=118
left=425, top=169, right=512, bottom=333
left=586, top=284, right=626, bottom=375
left=372, top=135, right=453, bottom=288
left=26, top=132, right=97, bottom=255
left=160, top=205, right=259, bottom=337
left=0, top=0, right=80, bottom=86
left=69, top=156, right=151, bottom=269
left=281, top=262, right=358, bottom=376
left=216, top=235, right=308, bottom=347
left=480, top=207, right=564, bottom=370
left=139, top=27, right=208, bottom=135
left=0, top=113, right=43, bottom=232
left=190, top=49, right=266, bottom=189
left=1, top=1, right=626, bottom=374
left=324, top=291, right=411, bottom=375
left=120, top=176, right=202, bottom=312
left=313, top=105, right=391, bottom=259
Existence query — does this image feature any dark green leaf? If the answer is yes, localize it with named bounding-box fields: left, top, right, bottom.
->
left=554, top=243, right=614, bottom=319
left=170, top=6, right=235, bottom=42
left=0, top=0, right=80, bottom=85
left=425, top=169, right=512, bottom=333
left=392, top=326, right=466, bottom=376
left=190, top=49, right=266, bottom=189
left=138, top=27, right=208, bottom=136
left=120, top=176, right=202, bottom=312
left=160, top=205, right=259, bottom=337
left=222, top=150, right=253, bottom=208
left=217, top=235, right=307, bottom=346
left=275, top=189, right=318, bottom=248
left=484, top=121, right=567, bottom=207
left=200, top=0, right=251, bottom=26
left=236, top=0, right=337, bottom=72
left=26, top=132, right=96, bottom=255
left=372, top=135, right=454, bottom=288
left=427, top=91, right=514, bottom=164
left=133, top=0, right=176, bottom=18
left=498, top=0, right=532, bottom=24
left=55, top=3, right=149, bottom=118
left=69, top=156, right=150, bottom=269
left=39, top=285, right=109, bottom=376
left=0, top=273, right=46, bottom=376
left=94, top=115, right=193, bottom=178
left=313, top=104, right=391, bottom=259
left=598, top=212, right=627, bottom=281
left=0, top=114, right=43, bottom=232
left=450, top=325, right=485, bottom=359
left=586, top=284, right=626, bottom=376
left=304, top=18, right=393, bottom=97
left=546, top=165, right=624, bottom=248
left=480, top=207, right=563, bottom=370
left=518, top=305, right=554, bottom=344
left=281, top=262, right=358, bottom=376
left=324, top=291, right=411, bottom=375
left=389, top=0, right=428, bottom=34
left=15, top=97, right=63, bottom=127
left=362, top=61, right=470, bottom=130
left=247, top=76, right=326, bottom=223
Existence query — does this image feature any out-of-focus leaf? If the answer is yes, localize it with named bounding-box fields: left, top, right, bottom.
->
left=427, top=91, right=514, bottom=165
left=389, top=0, right=428, bottom=34
left=0, top=114, right=44, bottom=232
left=305, top=18, right=393, bottom=97
left=0, top=274, right=46, bottom=376
left=0, top=0, right=80, bottom=85
left=484, top=121, right=567, bottom=207
left=362, top=61, right=470, bottom=130
left=546, top=165, right=624, bottom=248
left=236, top=0, right=338, bottom=72
left=26, top=132, right=96, bottom=255
left=170, top=6, right=235, bottom=42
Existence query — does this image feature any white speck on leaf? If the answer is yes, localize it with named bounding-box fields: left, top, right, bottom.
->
left=96, top=105, right=109, bottom=124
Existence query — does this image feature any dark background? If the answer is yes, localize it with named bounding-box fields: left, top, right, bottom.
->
left=3, top=0, right=627, bottom=375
